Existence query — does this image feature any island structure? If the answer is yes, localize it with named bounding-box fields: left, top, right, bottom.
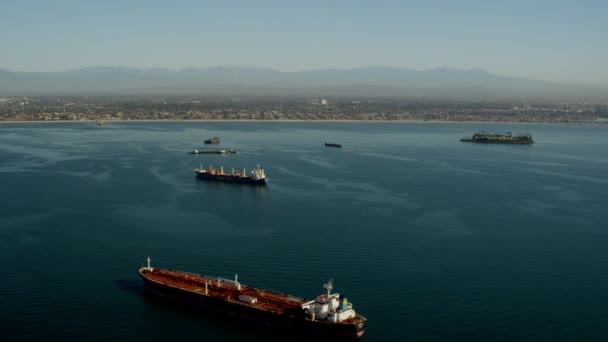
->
left=460, top=131, right=534, bottom=144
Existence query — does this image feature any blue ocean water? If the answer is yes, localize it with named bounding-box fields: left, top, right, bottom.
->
left=1, top=121, right=607, bottom=341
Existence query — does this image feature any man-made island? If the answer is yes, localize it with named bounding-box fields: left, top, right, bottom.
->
left=1, top=96, right=606, bottom=124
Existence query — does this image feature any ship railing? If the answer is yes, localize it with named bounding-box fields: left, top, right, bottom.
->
left=217, top=277, right=242, bottom=290
left=301, top=299, right=317, bottom=307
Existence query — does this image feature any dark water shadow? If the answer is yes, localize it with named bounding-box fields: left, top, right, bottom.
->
left=113, top=279, right=144, bottom=296
left=194, top=178, right=268, bottom=198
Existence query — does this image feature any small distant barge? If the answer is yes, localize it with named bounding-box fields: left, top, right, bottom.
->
left=139, top=257, right=366, bottom=338
left=204, top=137, right=221, bottom=144
left=461, top=131, right=534, bottom=144
left=189, top=149, right=236, bottom=155
left=324, top=142, right=342, bottom=148
left=195, top=164, right=267, bottom=185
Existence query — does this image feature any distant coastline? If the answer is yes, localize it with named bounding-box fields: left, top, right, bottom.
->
left=1, top=119, right=605, bottom=125
left=2, top=95, right=605, bottom=124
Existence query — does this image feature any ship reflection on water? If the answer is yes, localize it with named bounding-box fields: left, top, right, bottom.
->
left=195, top=178, right=268, bottom=199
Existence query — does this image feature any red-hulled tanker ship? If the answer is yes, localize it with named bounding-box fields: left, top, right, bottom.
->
left=139, top=258, right=366, bottom=338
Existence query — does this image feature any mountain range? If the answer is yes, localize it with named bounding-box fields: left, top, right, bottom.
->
left=0, top=66, right=605, bottom=101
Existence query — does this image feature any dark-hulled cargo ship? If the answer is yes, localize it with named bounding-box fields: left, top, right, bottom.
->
left=204, top=137, right=221, bottom=144
left=188, top=149, right=237, bottom=155
left=139, top=258, right=367, bottom=338
left=194, top=164, right=267, bottom=185
left=461, top=131, right=534, bottom=144
left=325, top=142, right=342, bottom=148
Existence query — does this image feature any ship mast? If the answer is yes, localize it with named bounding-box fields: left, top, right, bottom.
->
left=324, top=279, right=333, bottom=297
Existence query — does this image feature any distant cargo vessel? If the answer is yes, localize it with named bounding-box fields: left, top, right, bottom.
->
left=94, top=120, right=110, bottom=126
left=204, top=137, right=221, bottom=144
left=188, top=149, right=236, bottom=155
left=195, top=164, right=267, bottom=185
left=324, top=142, right=342, bottom=148
left=139, top=258, right=366, bottom=338
left=461, top=131, right=534, bottom=144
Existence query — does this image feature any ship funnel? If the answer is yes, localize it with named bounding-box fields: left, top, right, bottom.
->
left=339, top=294, right=348, bottom=310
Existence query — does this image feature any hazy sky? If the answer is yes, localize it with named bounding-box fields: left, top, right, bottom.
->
left=1, top=0, right=606, bottom=85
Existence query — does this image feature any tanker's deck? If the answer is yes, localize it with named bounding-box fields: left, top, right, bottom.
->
left=141, top=268, right=306, bottom=314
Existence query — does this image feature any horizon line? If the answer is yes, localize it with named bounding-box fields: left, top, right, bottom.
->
left=2, top=64, right=489, bottom=73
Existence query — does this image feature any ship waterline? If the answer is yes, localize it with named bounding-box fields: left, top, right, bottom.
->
left=139, top=258, right=366, bottom=338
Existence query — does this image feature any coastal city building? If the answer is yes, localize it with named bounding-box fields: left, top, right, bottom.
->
left=0, top=96, right=606, bottom=124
